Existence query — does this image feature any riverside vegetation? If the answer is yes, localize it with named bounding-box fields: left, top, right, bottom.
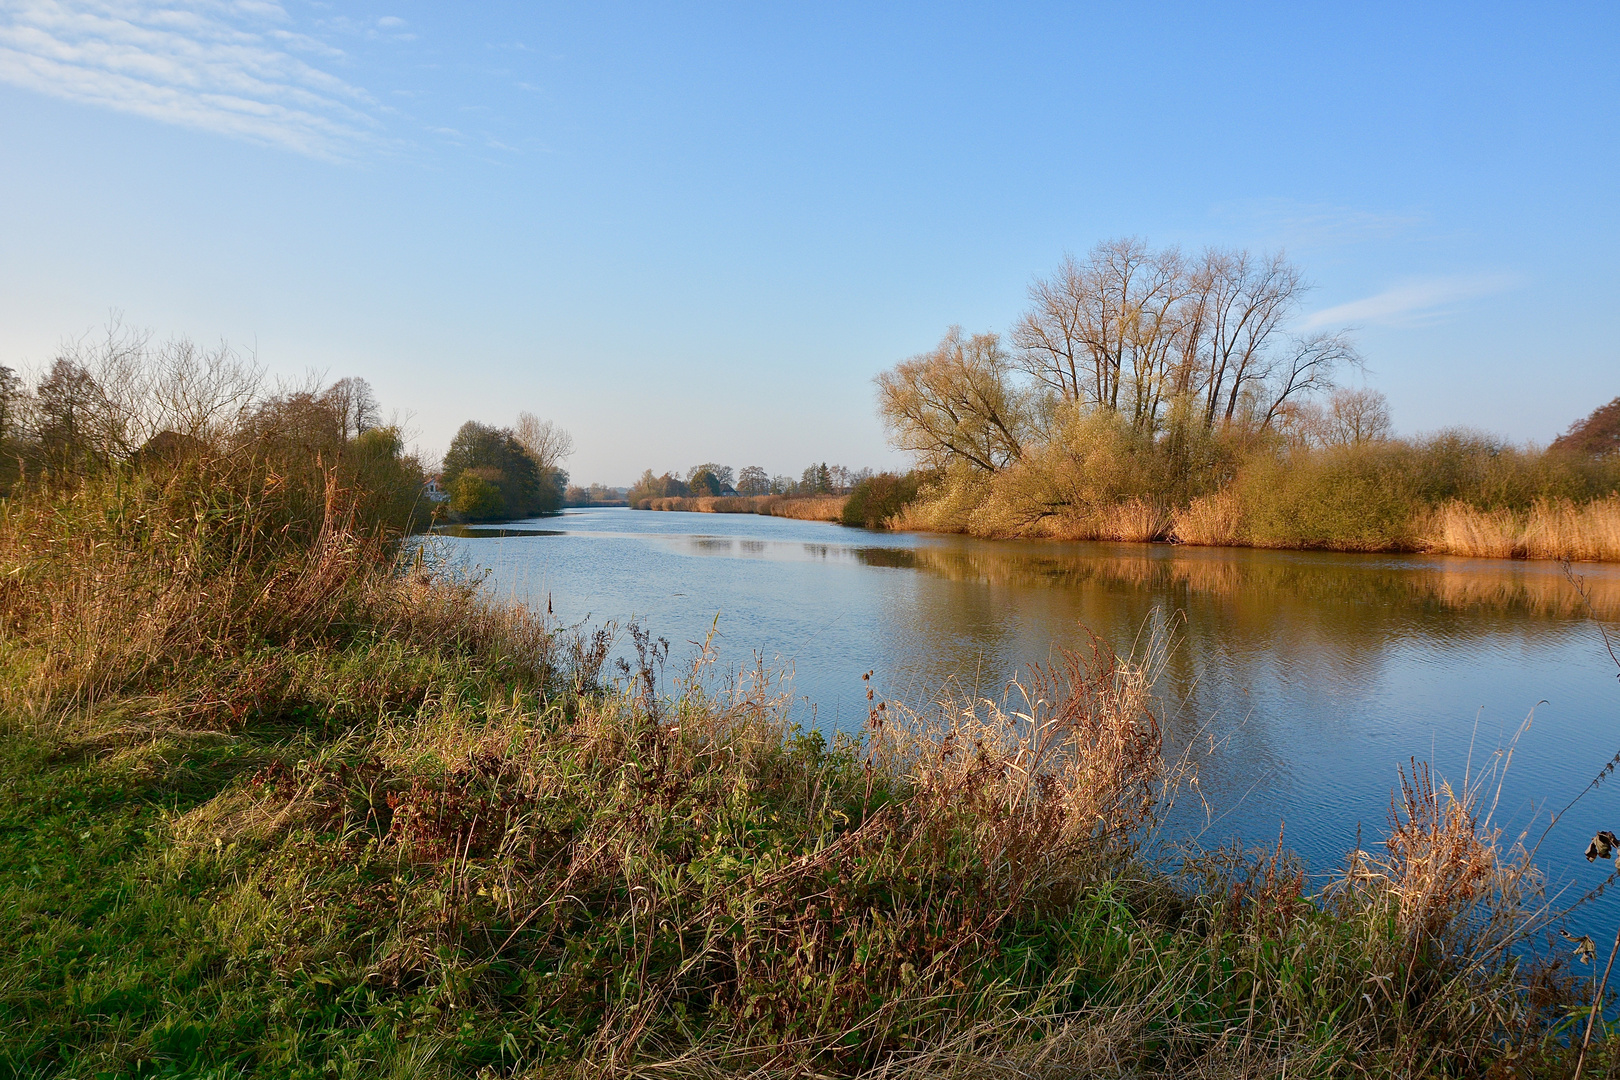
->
left=627, top=463, right=861, bottom=521
left=875, top=239, right=1620, bottom=560
left=2, top=337, right=1620, bottom=1078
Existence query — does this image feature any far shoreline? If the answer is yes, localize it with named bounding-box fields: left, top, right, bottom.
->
left=627, top=493, right=1620, bottom=565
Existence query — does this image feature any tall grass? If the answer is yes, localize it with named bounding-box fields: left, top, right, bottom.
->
left=640, top=493, right=847, bottom=521
left=0, top=442, right=1606, bottom=1075
left=1425, top=497, right=1620, bottom=561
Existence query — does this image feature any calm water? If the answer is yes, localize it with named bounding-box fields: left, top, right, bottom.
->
left=427, top=506, right=1620, bottom=916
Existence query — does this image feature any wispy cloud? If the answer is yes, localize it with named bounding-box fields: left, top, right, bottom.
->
left=1302, top=272, right=1521, bottom=330
left=0, top=0, right=386, bottom=159
left=1212, top=197, right=1428, bottom=250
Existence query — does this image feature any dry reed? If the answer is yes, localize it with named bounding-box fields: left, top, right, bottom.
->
left=1170, top=490, right=1246, bottom=547
left=1524, top=496, right=1620, bottom=561
left=1096, top=498, right=1173, bottom=543
left=1423, top=496, right=1620, bottom=562
left=642, top=493, right=847, bottom=521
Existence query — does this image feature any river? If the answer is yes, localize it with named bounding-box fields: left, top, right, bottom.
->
left=427, top=505, right=1620, bottom=926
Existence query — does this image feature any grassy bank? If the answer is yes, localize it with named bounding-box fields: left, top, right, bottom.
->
left=638, top=493, right=846, bottom=522
left=0, top=453, right=1609, bottom=1077
left=892, top=425, right=1620, bottom=561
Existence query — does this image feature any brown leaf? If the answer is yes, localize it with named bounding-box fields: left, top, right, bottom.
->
left=1562, top=928, right=1598, bottom=964
left=1586, top=830, right=1618, bottom=862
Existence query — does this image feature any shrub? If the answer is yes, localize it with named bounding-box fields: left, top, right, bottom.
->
left=450, top=470, right=506, bottom=519
left=841, top=471, right=921, bottom=529
left=1237, top=443, right=1420, bottom=550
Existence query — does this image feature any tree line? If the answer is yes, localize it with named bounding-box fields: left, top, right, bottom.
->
left=629, top=462, right=873, bottom=507
left=877, top=237, right=1365, bottom=482
left=873, top=239, right=1620, bottom=550
left=0, top=322, right=428, bottom=532
left=0, top=321, right=583, bottom=529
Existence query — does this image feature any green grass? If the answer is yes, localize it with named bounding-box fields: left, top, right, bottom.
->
left=0, top=463, right=1607, bottom=1078
left=0, top=728, right=253, bottom=1076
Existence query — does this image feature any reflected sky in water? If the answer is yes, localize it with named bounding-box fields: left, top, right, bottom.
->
left=426, top=506, right=1620, bottom=926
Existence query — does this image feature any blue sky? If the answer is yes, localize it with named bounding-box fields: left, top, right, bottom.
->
left=0, top=2, right=1615, bottom=484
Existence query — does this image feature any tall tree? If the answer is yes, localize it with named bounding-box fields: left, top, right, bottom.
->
left=876, top=328, right=1029, bottom=473
left=321, top=377, right=380, bottom=440
left=1551, top=397, right=1620, bottom=457
left=35, top=358, right=105, bottom=468
left=442, top=421, right=556, bottom=519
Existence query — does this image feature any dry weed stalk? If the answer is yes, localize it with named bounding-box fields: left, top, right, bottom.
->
left=1382, top=760, right=1502, bottom=944
left=870, top=627, right=1171, bottom=872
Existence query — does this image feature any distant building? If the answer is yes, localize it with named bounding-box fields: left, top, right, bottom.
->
left=423, top=475, right=450, bottom=502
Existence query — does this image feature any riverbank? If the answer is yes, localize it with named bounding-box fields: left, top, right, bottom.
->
left=867, top=384, right=1620, bottom=560
left=892, top=490, right=1620, bottom=561
left=637, top=492, right=846, bottom=521
left=0, top=464, right=1607, bottom=1077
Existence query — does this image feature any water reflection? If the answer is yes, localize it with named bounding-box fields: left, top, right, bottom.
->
left=432, top=525, right=565, bottom=539
left=854, top=542, right=1620, bottom=623
left=428, top=507, right=1620, bottom=922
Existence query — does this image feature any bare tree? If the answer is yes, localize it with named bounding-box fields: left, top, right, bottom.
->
left=1192, top=249, right=1306, bottom=428
left=1256, top=331, right=1360, bottom=432
left=876, top=327, right=1028, bottom=473
left=1014, top=240, right=1332, bottom=438
left=35, top=356, right=106, bottom=467
left=148, top=338, right=262, bottom=442
left=514, top=411, right=575, bottom=472
left=1013, top=253, right=1088, bottom=404
left=886, top=242, right=1362, bottom=475
left=1320, top=386, right=1391, bottom=446
left=43, top=320, right=264, bottom=458
left=48, top=320, right=148, bottom=459
left=736, top=465, right=770, bottom=495
left=321, top=377, right=380, bottom=440
left=1014, top=240, right=1186, bottom=432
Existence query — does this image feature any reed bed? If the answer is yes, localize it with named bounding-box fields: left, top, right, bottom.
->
left=895, top=426, right=1620, bottom=561
left=1420, top=497, right=1620, bottom=561
left=641, top=493, right=847, bottom=521
left=1170, top=490, right=1246, bottom=547
left=935, top=489, right=1620, bottom=562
